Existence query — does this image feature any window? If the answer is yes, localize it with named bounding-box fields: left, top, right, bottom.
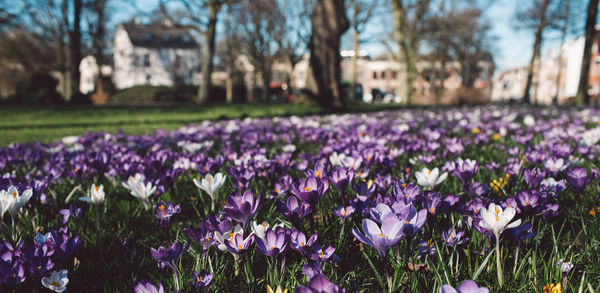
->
left=373, top=71, right=377, bottom=79
left=381, top=71, right=386, bottom=79
left=144, top=54, right=150, bottom=67
left=392, top=71, right=397, bottom=79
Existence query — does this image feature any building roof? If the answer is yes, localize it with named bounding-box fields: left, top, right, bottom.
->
left=122, top=22, right=198, bottom=49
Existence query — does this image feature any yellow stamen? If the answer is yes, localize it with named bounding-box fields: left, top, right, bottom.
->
left=199, top=276, right=204, bottom=282
left=37, top=265, right=42, bottom=270
left=405, top=168, right=410, bottom=173
left=159, top=205, right=165, bottom=216
left=209, top=176, right=212, bottom=182
left=12, top=192, right=16, bottom=198
left=525, top=201, right=530, bottom=206
left=428, top=170, right=431, bottom=175
left=51, top=281, right=60, bottom=287
left=95, top=185, right=99, bottom=192
left=304, top=187, right=311, bottom=191
left=270, top=246, right=274, bottom=251
left=238, top=244, right=243, bottom=249
left=316, top=170, right=321, bottom=178
left=319, top=251, right=324, bottom=258
left=229, top=233, right=235, bottom=239
left=263, top=222, right=268, bottom=227
left=300, top=241, right=305, bottom=247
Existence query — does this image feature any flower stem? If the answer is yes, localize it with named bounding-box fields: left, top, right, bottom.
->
left=173, top=267, right=180, bottom=292
left=495, top=234, right=503, bottom=287
left=95, top=205, right=103, bottom=258
left=384, top=259, right=392, bottom=293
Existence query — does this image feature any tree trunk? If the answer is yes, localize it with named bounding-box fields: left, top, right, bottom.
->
left=438, top=58, right=446, bottom=105
left=198, top=1, right=220, bottom=103
left=261, top=64, right=270, bottom=102
left=225, top=64, right=233, bottom=103
left=350, top=25, right=359, bottom=102
left=69, top=0, right=82, bottom=100
left=350, top=3, right=360, bottom=102
left=392, top=0, right=417, bottom=105
left=576, top=0, right=599, bottom=105
left=93, top=0, right=107, bottom=96
left=306, top=0, right=349, bottom=109
left=60, top=0, right=69, bottom=99
left=523, top=0, right=551, bottom=104
left=554, top=0, right=570, bottom=105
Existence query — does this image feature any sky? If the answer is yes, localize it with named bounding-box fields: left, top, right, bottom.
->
left=109, top=0, right=581, bottom=74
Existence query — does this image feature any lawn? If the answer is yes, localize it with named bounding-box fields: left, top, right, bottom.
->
left=0, top=103, right=401, bottom=145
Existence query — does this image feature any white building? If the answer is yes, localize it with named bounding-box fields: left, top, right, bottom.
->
left=112, top=21, right=201, bottom=89
left=79, top=55, right=112, bottom=94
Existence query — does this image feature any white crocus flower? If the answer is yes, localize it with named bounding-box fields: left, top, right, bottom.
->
left=5, top=186, right=33, bottom=220
left=0, top=189, right=12, bottom=221
left=250, top=221, right=284, bottom=242
left=414, top=167, right=447, bottom=189
left=213, top=224, right=243, bottom=252
left=41, top=269, right=69, bottom=293
left=79, top=184, right=105, bottom=205
left=194, top=171, right=226, bottom=195
left=479, top=203, right=521, bottom=237
left=122, top=173, right=157, bottom=201
left=478, top=203, right=521, bottom=287
left=329, top=152, right=346, bottom=167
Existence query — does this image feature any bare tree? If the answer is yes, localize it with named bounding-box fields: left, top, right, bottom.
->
left=216, top=5, right=244, bottom=103
left=346, top=0, right=379, bottom=101
left=306, top=0, right=349, bottom=108
left=516, top=0, right=565, bottom=104
left=234, top=0, right=284, bottom=102
left=391, top=0, right=433, bottom=105
left=161, top=0, right=237, bottom=103
left=85, top=0, right=110, bottom=97
left=276, top=0, right=313, bottom=98
left=576, top=0, right=599, bottom=105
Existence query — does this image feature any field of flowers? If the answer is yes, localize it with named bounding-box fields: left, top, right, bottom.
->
left=1, top=106, right=600, bottom=292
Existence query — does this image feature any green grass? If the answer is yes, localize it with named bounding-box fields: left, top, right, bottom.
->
left=0, top=103, right=403, bottom=145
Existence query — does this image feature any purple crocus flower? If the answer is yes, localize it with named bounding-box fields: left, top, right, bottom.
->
left=255, top=228, right=287, bottom=258
left=58, top=204, right=82, bottom=225
left=523, top=168, right=546, bottom=189
left=332, top=205, right=355, bottom=222
left=416, top=238, right=436, bottom=258
left=516, top=190, right=541, bottom=210
left=295, top=274, right=345, bottom=293
left=442, top=228, right=469, bottom=247
left=291, top=176, right=329, bottom=206
left=439, top=280, right=489, bottom=293
left=566, top=167, right=588, bottom=190
left=352, top=216, right=404, bottom=256
left=223, top=190, right=261, bottom=228
left=329, top=167, right=354, bottom=192
left=225, top=233, right=254, bottom=254
left=132, top=279, right=165, bottom=293
left=153, top=201, right=181, bottom=228
left=277, top=196, right=313, bottom=225
left=402, top=206, right=428, bottom=238
left=289, top=230, right=318, bottom=257
left=189, top=271, right=213, bottom=290
left=545, top=157, right=568, bottom=176
left=454, top=159, right=479, bottom=186
left=150, top=241, right=188, bottom=271
left=309, top=244, right=336, bottom=263
left=393, top=183, right=420, bottom=204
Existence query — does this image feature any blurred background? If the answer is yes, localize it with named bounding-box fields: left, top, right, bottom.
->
left=0, top=0, right=599, bottom=107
